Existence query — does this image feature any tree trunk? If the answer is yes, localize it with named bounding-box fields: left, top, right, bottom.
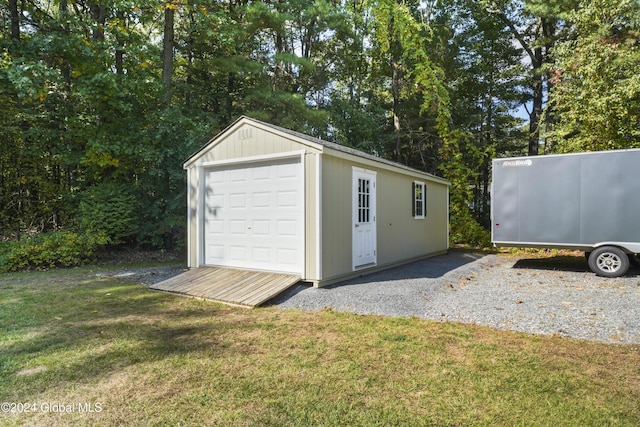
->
left=541, top=18, right=557, bottom=154
left=89, top=2, right=107, bottom=40
left=225, top=73, right=234, bottom=124
left=390, top=13, right=402, bottom=162
left=493, top=11, right=550, bottom=157
left=115, top=11, right=125, bottom=75
left=162, top=5, right=175, bottom=105
left=8, top=0, right=20, bottom=109
left=529, top=62, right=543, bottom=156
left=59, top=0, right=72, bottom=94
left=392, top=60, right=401, bottom=161
left=9, top=0, right=20, bottom=40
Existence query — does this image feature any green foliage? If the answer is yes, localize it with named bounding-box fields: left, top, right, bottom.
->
left=79, top=184, right=136, bottom=246
left=0, top=231, right=103, bottom=272
left=4, top=0, right=634, bottom=253
left=546, top=0, right=640, bottom=152
left=433, top=0, right=529, bottom=227
left=449, top=209, right=492, bottom=247
left=133, top=106, right=211, bottom=249
left=439, top=130, right=492, bottom=247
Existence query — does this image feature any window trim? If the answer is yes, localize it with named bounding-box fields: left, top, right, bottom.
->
left=413, top=181, right=426, bottom=219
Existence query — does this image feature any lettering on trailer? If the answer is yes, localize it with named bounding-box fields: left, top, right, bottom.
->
left=502, top=159, right=533, bottom=167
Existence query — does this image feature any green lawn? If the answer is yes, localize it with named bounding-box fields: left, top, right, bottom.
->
left=1, top=265, right=639, bottom=426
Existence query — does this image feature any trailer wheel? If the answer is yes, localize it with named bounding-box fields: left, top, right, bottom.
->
left=588, top=246, right=629, bottom=277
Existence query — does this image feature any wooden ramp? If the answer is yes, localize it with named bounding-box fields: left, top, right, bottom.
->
left=149, top=267, right=300, bottom=308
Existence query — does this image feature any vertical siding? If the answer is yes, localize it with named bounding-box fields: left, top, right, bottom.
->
left=304, top=152, right=319, bottom=281
left=197, top=124, right=303, bottom=163
left=320, top=155, right=449, bottom=285
left=320, top=156, right=354, bottom=279
left=186, top=167, right=198, bottom=267
left=376, top=172, right=449, bottom=265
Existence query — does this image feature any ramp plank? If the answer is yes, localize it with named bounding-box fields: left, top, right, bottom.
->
left=149, top=267, right=300, bottom=307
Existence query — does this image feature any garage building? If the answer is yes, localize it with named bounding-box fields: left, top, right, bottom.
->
left=184, top=116, right=450, bottom=287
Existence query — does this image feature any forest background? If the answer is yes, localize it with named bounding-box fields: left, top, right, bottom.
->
left=1, top=0, right=639, bottom=270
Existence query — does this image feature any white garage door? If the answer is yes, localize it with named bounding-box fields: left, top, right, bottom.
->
left=203, top=156, right=303, bottom=274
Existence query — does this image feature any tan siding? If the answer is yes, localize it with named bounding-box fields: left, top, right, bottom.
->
left=426, top=183, right=449, bottom=252
left=186, top=167, right=199, bottom=267
left=304, top=152, right=319, bottom=280
left=377, top=172, right=448, bottom=265
left=320, top=156, right=353, bottom=279
left=318, top=156, right=449, bottom=285
left=196, top=124, right=302, bottom=164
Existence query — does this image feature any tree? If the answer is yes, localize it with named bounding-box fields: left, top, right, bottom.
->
left=484, top=0, right=578, bottom=156
left=326, top=0, right=388, bottom=154
left=10, top=0, right=626, bottom=254
left=368, top=0, right=451, bottom=169
left=0, top=0, right=191, bottom=245
left=433, top=0, right=527, bottom=228
left=546, top=0, right=640, bottom=152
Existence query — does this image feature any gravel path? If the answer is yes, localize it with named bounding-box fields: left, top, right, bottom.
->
left=273, top=252, right=640, bottom=344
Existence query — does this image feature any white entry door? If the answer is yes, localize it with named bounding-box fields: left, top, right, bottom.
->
left=352, top=168, right=377, bottom=269
left=203, top=156, right=303, bottom=274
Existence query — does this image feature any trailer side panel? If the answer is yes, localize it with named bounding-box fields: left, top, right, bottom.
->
left=580, top=151, right=640, bottom=244
left=492, top=149, right=640, bottom=249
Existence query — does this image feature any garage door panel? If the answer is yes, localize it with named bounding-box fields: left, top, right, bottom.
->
left=277, top=191, right=298, bottom=207
left=253, top=166, right=270, bottom=180
left=229, top=193, right=246, bottom=208
left=209, top=172, right=225, bottom=184
left=252, top=192, right=270, bottom=207
left=252, top=247, right=270, bottom=263
left=207, top=244, right=224, bottom=261
left=277, top=249, right=298, bottom=265
left=209, top=194, right=224, bottom=207
left=229, top=220, right=247, bottom=234
left=252, top=220, right=270, bottom=235
left=277, top=162, right=298, bottom=178
left=230, top=169, right=246, bottom=182
left=229, top=246, right=247, bottom=262
left=203, top=157, right=303, bottom=274
left=277, top=220, right=297, bottom=236
left=208, top=219, right=224, bottom=234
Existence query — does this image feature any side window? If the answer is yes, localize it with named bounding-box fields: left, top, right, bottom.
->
left=413, top=181, right=426, bottom=219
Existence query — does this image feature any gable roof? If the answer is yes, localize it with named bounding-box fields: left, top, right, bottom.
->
left=184, top=116, right=450, bottom=185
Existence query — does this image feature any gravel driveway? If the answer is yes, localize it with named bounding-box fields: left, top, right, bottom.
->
left=272, top=252, right=640, bottom=344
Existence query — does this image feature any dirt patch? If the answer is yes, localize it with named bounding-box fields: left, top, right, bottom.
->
left=96, top=265, right=187, bottom=286
left=16, top=365, right=48, bottom=376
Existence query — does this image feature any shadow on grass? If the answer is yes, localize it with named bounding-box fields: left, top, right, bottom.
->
left=0, top=274, right=252, bottom=394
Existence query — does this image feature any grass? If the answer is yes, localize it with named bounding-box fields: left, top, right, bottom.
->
left=1, top=265, right=639, bottom=426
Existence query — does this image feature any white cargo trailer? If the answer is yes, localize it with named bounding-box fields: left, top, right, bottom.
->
left=491, top=149, right=640, bottom=277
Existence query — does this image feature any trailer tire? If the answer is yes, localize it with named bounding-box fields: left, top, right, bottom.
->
left=588, top=246, right=629, bottom=277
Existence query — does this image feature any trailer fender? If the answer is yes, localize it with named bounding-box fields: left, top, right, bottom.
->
left=591, top=242, right=640, bottom=254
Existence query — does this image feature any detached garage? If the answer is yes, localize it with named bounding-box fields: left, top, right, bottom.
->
left=184, top=116, right=450, bottom=288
